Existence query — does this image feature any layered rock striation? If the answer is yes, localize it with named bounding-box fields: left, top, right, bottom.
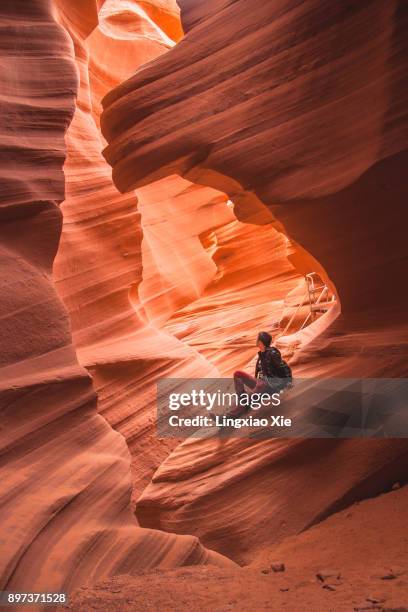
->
left=102, top=0, right=408, bottom=322
left=0, top=0, right=234, bottom=595
left=101, top=0, right=408, bottom=560
left=1, top=0, right=407, bottom=594
left=54, top=0, right=301, bottom=503
left=53, top=0, right=219, bottom=496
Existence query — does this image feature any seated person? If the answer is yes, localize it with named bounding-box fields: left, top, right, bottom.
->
left=230, top=331, right=292, bottom=416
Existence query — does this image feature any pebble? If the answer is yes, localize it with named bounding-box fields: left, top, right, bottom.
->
left=316, top=570, right=341, bottom=582
left=271, top=562, right=285, bottom=573
left=367, top=597, right=386, bottom=604
left=381, top=572, right=397, bottom=580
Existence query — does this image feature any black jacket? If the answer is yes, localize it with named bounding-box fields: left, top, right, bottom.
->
left=255, top=347, right=291, bottom=380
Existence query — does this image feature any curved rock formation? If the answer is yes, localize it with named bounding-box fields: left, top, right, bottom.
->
left=53, top=0, right=301, bottom=504
left=101, top=0, right=408, bottom=560
left=161, top=216, right=302, bottom=375
left=137, top=436, right=408, bottom=563
left=53, top=0, right=227, bottom=500
left=0, top=0, right=234, bottom=595
left=102, top=0, right=408, bottom=321
left=2, top=0, right=407, bottom=597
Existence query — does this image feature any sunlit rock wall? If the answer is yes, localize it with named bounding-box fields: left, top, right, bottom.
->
left=101, top=0, right=408, bottom=560
left=0, top=0, right=234, bottom=594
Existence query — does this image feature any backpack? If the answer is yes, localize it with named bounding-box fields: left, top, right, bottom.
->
left=269, top=347, right=292, bottom=380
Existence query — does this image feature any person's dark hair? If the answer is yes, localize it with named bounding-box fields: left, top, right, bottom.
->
left=257, top=331, right=272, bottom=347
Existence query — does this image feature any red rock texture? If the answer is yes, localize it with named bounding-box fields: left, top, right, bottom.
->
left=53, top=0, right=301, bottom=507
left=0, top=0, right=235, bottom=596
left=2, top=0, right=408, bottom=604
left=138, top=178, right=302, bottom=375
left=102, top=0, right=408, bottom=321
left=53, top=0, right=215, bottom=496
left=101, top=0, right=408, bottom=561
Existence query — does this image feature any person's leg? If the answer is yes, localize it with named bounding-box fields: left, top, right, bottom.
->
left=227, top=371, right=259, bottom=417
left=233, top=370, right=258, bottom=395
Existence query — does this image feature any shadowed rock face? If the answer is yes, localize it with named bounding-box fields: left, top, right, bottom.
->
left=0, top=0, right=234, bottom=594
left=101, top=0, right=408, bottom=560
left=60, top=486, right=408, bottom=612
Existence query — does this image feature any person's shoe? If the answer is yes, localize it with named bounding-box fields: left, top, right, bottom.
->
left=225, top=408, right=244, bottom=419
left=226, top=394, right=250, bottom=418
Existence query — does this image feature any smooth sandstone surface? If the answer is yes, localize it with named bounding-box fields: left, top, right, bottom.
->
left=101, top=0, right=408, bottom=560
left=54, top=0, right=300, bottom=506
left=1, top=0, right=407, bottom=599
left=0, top=0, right=234, bottom=595
left=102, top=0, right=408, bottom=317
left=53, top=0, right=219, bottom=496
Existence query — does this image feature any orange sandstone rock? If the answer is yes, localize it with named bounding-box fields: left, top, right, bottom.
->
left=100, top=0, right=408, bottom=561
left=0, top=0, right=234, bottom=596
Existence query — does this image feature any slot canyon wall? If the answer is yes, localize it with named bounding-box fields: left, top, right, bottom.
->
left=53, top=0, right=304, bottom=505
left=0, top=0, right=235, bottom=595
left=52, top=0, right=218, bottom=498
left=1, top=0, right=407, bottom=597
left=101, top=0, right=408, bottom=562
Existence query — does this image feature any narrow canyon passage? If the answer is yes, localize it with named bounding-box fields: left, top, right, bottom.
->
left=0, top=0, right=234, bottom=596
left=100, top=0, right=408, bottom=564
left=1, top=0, right=407, bottom=607
left=53, top=0, right=329, bottom=509
left=55, top=0, right=408, bottom=564
left=136, top=177, right=312, bottom=375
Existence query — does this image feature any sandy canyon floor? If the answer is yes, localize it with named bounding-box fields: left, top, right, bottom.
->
left=67, top=486, right=408, bottom=611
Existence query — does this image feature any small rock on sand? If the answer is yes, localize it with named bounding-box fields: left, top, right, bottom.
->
left=316, top=570, right=341, bottom=582
left=381, top=571, right=397, bottom=580
left=271, top=562, right=285, bottom=573
left=367, top=596, right=386, bottom=604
